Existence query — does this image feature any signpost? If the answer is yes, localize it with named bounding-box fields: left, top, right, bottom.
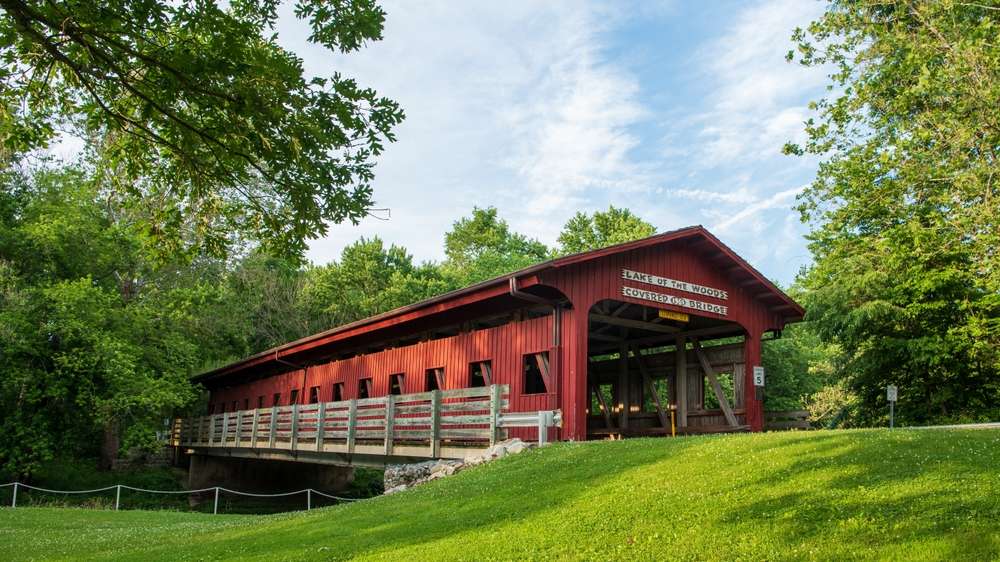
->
left=887, top=385, right=898, bottom=429
left=753, top=366, right=765, bottom=402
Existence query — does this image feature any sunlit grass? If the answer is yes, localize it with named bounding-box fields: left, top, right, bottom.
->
left=2, top=429, right=998, bottom=561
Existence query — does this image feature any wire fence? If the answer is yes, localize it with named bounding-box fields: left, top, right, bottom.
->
left=0, top=482, right=361, bottom=514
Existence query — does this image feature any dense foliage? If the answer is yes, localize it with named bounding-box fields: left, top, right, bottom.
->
left=787, top=0, right=1000, bottom=424
left=0, top=0, right=403, bottom=259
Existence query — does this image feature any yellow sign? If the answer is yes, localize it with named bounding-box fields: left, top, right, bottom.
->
left=658, top=309, right=690, bottom=322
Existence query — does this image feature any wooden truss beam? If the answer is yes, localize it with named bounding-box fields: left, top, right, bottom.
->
left=590, top=383, right=614, bottom=429
left=590, top=314, right=681, bottom=335
left=692, top=339, right=739, bottom=427
left=534, top=353, right=552, bottom=393
left=632, top=346, right=668, bottom=429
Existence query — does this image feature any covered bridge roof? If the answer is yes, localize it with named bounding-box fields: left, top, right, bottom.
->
left=195, top=225, right=803, bottom=384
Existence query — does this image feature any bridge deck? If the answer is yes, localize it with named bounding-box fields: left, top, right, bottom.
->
left=174, top=385, right=561, bottom=467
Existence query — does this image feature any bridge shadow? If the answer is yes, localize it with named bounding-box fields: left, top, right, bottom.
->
left=152, top=436, right=701, bottom=558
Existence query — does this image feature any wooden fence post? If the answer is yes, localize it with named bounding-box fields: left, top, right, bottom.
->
left=221, top=412, right=229, bottom=446
left=489, top=384, right=501, bottom=446
left=290, top=403, right=300, bottom=451
left=269, top=406, right=278, bottom=449
left=250, top=409, right=260, bottom=448
left=347, top=400, right=357, bottom=454
left=430, top=390, right=441, bottom=458
left=235, top=410, right=243, bottom=446
left=315, top=402, right=326, bottom=452
left=383, top=395, right=395, bottom=456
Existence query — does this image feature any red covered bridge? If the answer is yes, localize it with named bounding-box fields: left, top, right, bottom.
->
left=176, top=226, right=803, bottom=468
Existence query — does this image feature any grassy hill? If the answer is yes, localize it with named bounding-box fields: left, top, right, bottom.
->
left=2, top=429, right=999, bottom=561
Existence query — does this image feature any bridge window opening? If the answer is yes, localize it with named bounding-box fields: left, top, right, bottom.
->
left=272, top=393, right=280, bottom=407
left=243, top=398, right=249, bottom=411
left=703, top=371, right=735, bottom=410
left=389, top=374, right=404, bottom=395
left=468, top=361, right=492, bottom=388
left=231, top=400, right=238, bottom=412
left=219, top=403, right=226, bottom=413
left=308, top=386, right=320, bottom=404
left=207, top=404, right=215, bottom=415
left=332, top=382, right=344, bottom=402
left=289, top=389, right=300, bottom=405
left=257, top=395, right=264, bottom=409
left=424, top=369, right=441, bottom=392
left=589, top=384, right=614, bottom=414
left=523, top=352, right=550, bottom=394
left=358, top=378, right=372, bottom=399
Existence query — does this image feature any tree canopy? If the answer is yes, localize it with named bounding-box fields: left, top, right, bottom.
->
left=787, top=0, right=1000, bottom=424
left=556, top=205, right=656, bottom=255
left=0, top=0, right=403, bottom=259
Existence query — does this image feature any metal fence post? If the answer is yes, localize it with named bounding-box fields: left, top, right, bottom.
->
left=213, top=487, right=219, bottom=515
left=115, top=484, right=121, bottom=511
left=307, top=489, right=312, bottom=511
left=11, top=482, right=17, bottom=508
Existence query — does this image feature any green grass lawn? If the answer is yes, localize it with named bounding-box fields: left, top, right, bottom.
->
left=2, top=429, right=999, bottom=561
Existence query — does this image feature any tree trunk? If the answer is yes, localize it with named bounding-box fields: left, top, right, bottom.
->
left=99, top=420, right=120, bottom=471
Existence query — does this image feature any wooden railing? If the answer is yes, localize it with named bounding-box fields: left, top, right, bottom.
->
left=764, top=410, right=811, bottom=431
left=173, top=385, right=556, bottom=461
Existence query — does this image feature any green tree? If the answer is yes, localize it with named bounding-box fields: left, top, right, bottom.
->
left=556, top=206, right=656, bottom=255
left=787, top=0, right=1000, bottom=424
left=0, top=167, right=232, bottom=476
left=0, top=0, right=403, bottom=259
left=443, top=207, right=549, bottom=285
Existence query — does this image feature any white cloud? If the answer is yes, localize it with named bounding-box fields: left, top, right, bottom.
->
left=691, top=0, right=827, bottom=167
left=711, top=185, right=805, bottom=233
left=278, top=1, right=651, bottom=263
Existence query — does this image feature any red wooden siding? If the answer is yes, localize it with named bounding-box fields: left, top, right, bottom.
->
left=211, top=315, right=558, bottom=423
left=205, top=229, right=800, bottom=443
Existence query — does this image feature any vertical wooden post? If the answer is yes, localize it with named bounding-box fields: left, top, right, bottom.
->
left=430, top=390, right=441, bottom=458
left=489, top=384, right=501, bottom=446
left=250, top=409, right=260, bottom=449
left=209, top=414, right=217, bottom=445
left=676, top=336, right=688, bottom=428
left=618, top=344, right=630, bottom=430
left=383, top=395, right=395, bottom=456
left=220, top=413, right=229, bottom=446
left=290, top=403, right=300, bottom=451
left=347, top=399, right=357, bottom=454
left=234, top=410, right=243, bottom=446
left=315, top=402, right=326, bottom=452
left=268, top=406, right=278, bottom=449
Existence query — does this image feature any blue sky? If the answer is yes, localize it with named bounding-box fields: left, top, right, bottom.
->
left=278, top=0, right=829, bottom=286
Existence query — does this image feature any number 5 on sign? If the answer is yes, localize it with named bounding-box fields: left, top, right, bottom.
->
left=752, top=366, right=765, bottom=387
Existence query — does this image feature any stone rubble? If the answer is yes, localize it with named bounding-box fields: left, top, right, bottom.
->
left=383, top=438, right=535, bottom=494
